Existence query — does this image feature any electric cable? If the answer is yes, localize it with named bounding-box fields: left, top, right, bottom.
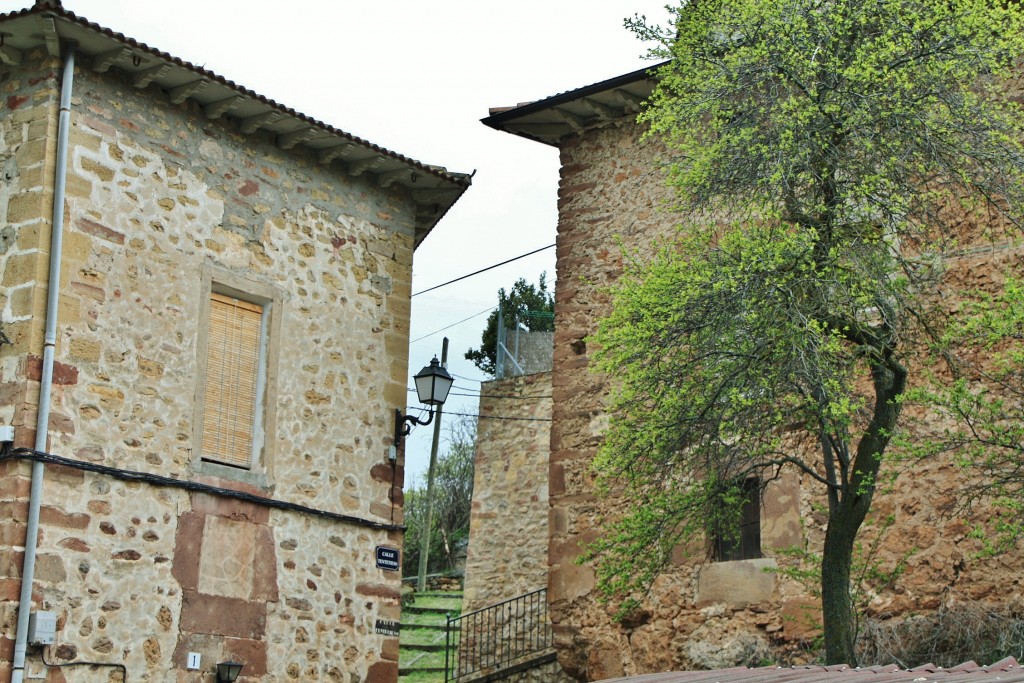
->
left=410, top=306, right=495, bottom=343
left=42, top=649, right=127, bottom=682
left=444, top=410, right=552, bottom=422
left=0, top=447, right=403, bottom=532
left=412, top=243, right=555, bottom=297
left=406, top=387, right=552, bottom=401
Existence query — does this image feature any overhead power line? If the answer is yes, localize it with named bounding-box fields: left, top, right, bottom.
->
left=410, top=305, right=495, bottom=344
left=407, top=387, right=553, bottom=401
left=445, top=410, right=552, bottom=423
left=412, top=243, right=556, bottom=297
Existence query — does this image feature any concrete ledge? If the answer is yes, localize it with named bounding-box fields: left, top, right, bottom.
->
left=696, top=557, right=777, bottom=608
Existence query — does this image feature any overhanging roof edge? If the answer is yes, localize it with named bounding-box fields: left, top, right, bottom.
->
left=481, top=60, right=669, bottom=145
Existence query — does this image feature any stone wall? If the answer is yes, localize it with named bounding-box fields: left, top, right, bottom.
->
left=460, top=372, right=573, bottom=683
left=464, top=372, right=552, bottom=612
left=0, top=50, right=422, bottom=682
left=545, top=120, right=1024, bottom=680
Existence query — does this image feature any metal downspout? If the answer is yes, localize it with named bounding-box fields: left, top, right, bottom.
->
left=11, top=45, right=75, bottom=683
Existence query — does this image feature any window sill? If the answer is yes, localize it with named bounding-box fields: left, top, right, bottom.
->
left=696, top=557, right=777, bottom=608
left=195, top=459, right=272, bottom=490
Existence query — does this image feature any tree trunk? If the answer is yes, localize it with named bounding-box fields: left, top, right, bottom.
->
left=820, top=352, right=907, bottom=666
left=821, top=509, right=858, bottom=665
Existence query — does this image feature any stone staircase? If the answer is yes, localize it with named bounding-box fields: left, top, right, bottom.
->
left=398, top=589, right=463, bottom=682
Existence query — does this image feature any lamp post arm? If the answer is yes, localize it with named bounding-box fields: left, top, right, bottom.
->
left=394, top=408, right=436, bottom=445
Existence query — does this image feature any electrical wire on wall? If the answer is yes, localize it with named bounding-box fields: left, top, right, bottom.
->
left=42, top=649, right=127, bottom=682
left=0, top=445, right=404, bottom=533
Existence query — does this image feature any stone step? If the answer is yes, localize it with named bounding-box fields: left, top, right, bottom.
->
left=403, top=606, right=460, bottom=618
left=401, top=622, right=458, bottom=632
left=400, top=643, right=448, bottom=653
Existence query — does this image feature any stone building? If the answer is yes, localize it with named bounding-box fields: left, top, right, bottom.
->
left=480, top=65, right=1024, bottom=680
left=0, top=2, right=469, bottom=681
left=457, top=371, right=573, bottom=683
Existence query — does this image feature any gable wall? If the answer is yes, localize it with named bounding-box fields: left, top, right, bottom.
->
left=0, top=50, right=417, bottom=682
left=546, top=120, right=1024, bottom=680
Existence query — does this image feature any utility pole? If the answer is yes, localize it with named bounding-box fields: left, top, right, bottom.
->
left=416, top=337, right=448, bottom=592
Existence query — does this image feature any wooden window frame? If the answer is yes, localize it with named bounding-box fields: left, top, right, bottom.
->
left=192, top=264, right=281, bottom=488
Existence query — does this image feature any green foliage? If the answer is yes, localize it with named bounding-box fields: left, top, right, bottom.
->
left=465, top=273, right=554, bottom=375
left=587, top=0, right=1024, bottom=664
left=402, top=417, right=477, bottom=576
left=900, top=279, right=1024, bottom=555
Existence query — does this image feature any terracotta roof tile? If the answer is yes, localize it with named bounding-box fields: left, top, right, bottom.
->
left=602, top=659, right=1024, bottom=683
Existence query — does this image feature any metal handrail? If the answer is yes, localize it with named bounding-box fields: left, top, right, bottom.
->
left=445, top=588, right=552, bottom=682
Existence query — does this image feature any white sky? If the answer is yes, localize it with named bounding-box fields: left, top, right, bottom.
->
left=0, top=0, right=671, bottom=482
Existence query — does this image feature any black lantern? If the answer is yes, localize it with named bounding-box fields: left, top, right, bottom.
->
left=216, top=661, right=243, bottom=683
left=394, top=356, right=454, bottom=446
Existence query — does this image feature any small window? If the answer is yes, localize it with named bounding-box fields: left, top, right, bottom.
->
left=201, top=292, right=266, bottom=469
left=713, top=477, right=762, bottom=562
left=193, top=265, right=281, bottom=487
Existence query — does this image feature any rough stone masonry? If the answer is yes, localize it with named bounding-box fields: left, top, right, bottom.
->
left=0, top=39, right=459, bottom=681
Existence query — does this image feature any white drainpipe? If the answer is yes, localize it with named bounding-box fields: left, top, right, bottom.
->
left=11, top=44, right=75, bottom=683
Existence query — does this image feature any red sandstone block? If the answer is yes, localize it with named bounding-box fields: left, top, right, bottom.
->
left=0, top=522, right=27, bottom=547
left=171, top=511, right=204, bottom=592
left=548, top=463, right=566, bottom=496
left=0, top=474, right=30, bottom=501
left=381, top=637, right=399, bottom=661
left=23, top=355, right=78, bottom=385
left=39, top=505, right=90, bottom=529
left=251, top=526, right=278, bottom=602
left=0, top=501, right=29, bottom=523
left=355, top=583, right=400, bottom=600
left=366, top=661, right=397, bottom=683
left=222, top=637, right=267, bottom=676
left=389, top=486, right=404, bottom=507
left=58, top=538, right=90, bottom=553
left=189, top=491, right=269, bottom=525
left=12, top=427, right=35, bottom=450
left=0, top=635, right=14, bottom=662
left=369, top=463, right=393, bottom=484
left=179, top=591, right=266, bottom=639
left=369, top=502, right=393, bottom=521
left=0, top=578, right=22, bottom=601
left=74, top=218, right=125, bottom=246
left=0, top=382, right=25, bottom=409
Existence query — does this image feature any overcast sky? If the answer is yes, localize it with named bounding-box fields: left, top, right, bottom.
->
left=0, top=0, right=671, bottom=481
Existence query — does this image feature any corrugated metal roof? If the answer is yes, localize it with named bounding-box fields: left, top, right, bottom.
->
left=0, top=0, right=470, bottom=247
left=603, top=658, right=1024, bottom=683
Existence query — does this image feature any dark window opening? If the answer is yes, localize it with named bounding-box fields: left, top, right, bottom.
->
left=713, top=477, right=762, bottom=561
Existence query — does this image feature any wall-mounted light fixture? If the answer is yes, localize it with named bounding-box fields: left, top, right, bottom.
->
left=394, top=356, right=454, bottom=447
left=216, top=661, right=244, bottom=683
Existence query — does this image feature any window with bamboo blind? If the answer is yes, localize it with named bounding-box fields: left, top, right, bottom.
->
left=201, top=292, right=265, bottom=469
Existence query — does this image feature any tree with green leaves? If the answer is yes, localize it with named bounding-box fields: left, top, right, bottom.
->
left=902, top=278, right=1024, bottom=556
left=465, top=274, right=554, bottom=376
left=588, top=0, right=1024, bottom=665
left=402, top=417, right=477, bottom=576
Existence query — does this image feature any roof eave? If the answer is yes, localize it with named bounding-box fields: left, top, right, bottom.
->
left=0, top=2, right=471, bottom=248
left=481, top=61, right=668, bottom=146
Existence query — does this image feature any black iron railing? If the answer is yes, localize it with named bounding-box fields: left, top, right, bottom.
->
left=445, top=587, right=553, bottom=682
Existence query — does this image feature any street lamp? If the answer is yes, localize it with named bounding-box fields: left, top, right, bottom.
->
left=216, top=661, right=243, bottom=683
left=394, top=356, right=454, bottom=447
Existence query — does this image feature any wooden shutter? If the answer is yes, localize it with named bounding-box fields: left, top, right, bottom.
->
left=202, top=293, right=263, bottom=468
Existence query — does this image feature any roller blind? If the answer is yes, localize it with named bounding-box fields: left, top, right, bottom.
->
left=202, top=293, right=263, bottom=468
